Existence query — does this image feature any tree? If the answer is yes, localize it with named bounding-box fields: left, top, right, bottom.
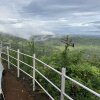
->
left=61, top=35, right=74, bottom=66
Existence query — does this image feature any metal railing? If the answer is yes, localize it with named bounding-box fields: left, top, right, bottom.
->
left=0, top=46, right=100, bottom=100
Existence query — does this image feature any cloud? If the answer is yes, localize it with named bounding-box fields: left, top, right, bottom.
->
left=72, top=12, right=100, bottom=16
left=0, top=0, right=100, bottom=38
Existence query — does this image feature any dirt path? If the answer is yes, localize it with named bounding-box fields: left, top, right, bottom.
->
left=2, top=61, right=50, bottom=100
left=4, top=70, right=33, bottom=100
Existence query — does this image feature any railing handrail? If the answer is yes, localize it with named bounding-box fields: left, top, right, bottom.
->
left=0, top=46, right=100, bottom=100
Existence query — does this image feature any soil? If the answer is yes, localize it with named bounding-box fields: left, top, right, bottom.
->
left=4, top=70, right=33, bottom=100
left=2, top=62, right=50, bottom=100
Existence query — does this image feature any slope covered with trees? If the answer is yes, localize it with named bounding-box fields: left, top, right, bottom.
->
left=0, top=33, right=100, bottom=100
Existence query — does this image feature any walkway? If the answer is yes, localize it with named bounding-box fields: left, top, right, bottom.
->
left=4, top=70, right=33, bottom=100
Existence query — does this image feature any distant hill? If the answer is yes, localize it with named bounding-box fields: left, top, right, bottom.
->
left=30, top=34, right=55, bottom=41
left=0, top=32, right=100, bottom=47
left=42, top=34, right=100, bottom=47
left=0, top=32, right=26, bottom=42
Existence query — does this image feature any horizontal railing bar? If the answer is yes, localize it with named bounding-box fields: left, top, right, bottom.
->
left=35, top=58, right=62, bottom=75
left=35, top=68, right=61, bottom=92
left=19, top=60, right=33, bottom=69
left=1, top=57, right=8, bottom=62
left=9, top=55, right=17, bottom=60
left=19, top=68, right=33, bottom=79
left=9, top=48, right=17, bottom=52
left=35, top=79, right=54, bottom=100
left=9, top=61, right=17, bottom=68
left=1, top=52, right=7, bottom=55
left=19, top=52, right=33, bottom=58
left=63, top=92, right=73, bottom=100
left=64, top=75, right=100, bottom=98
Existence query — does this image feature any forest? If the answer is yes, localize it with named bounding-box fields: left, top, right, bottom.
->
left=0, top=33, right=100, bottom=100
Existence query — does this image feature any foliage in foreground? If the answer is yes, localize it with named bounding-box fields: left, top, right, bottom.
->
left=0, top=33, right=100, bottom=100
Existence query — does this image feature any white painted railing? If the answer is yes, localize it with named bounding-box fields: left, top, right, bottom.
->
left=0, top=46, right=100, bottom=100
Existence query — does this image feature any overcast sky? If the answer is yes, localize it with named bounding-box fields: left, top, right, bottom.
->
left=0, top=0, right=100, bottom=38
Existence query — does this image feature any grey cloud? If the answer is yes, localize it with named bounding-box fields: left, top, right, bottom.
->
left=0, top=0, right=100, bottom=37
left=22, top=0, right=100, bottom=19
left=86, top=21, right=100, bottom=29
left=0, top=19, right=20, bottom=24
left=89, top=21, right=100, bottom=24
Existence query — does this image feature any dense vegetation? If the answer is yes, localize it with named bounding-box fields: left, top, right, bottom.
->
left=0, top=33, right=100, bottom=100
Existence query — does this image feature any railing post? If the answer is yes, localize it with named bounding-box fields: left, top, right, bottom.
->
left=33, top=53, right=36, bottom=91
left=17, top=49, right=20, bottom=78
left=7, top=46, right=10, bottom=69
left=60, top=68, right=66, bottom=100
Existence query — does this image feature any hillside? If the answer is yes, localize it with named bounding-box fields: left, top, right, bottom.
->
left=0, top=33, right=100, bottom=100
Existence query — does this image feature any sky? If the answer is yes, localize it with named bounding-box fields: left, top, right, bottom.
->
left=0, top=0, right=100, bottom=38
